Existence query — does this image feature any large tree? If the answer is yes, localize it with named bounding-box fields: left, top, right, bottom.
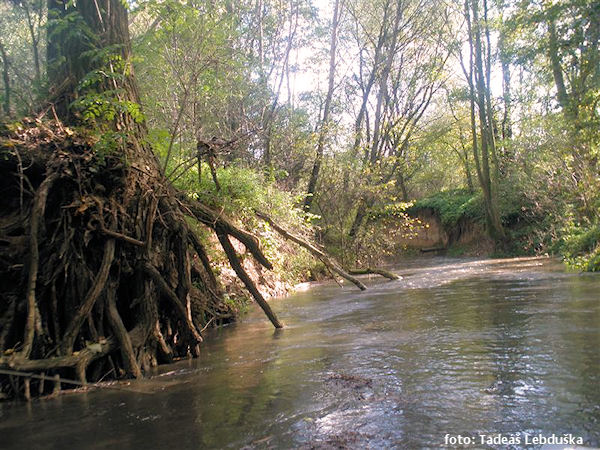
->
left=0, top=0, right=281, bottom=400
left=461, top=0, right=505, bottom=240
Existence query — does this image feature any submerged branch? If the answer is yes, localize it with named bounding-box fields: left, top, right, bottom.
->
left=347, top=268, right=401, bottom=280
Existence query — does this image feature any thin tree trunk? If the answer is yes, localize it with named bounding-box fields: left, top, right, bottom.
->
left=397, top=171, right=408, bottom=201
left=499, top=29, right=512, bottom=144
left=462, top=0, right=504, bottom=241
left=261, top=0, right=298, bottom=172
left=304, top=0, right=341, bottom=211
left=0, top=41, right=10, bottom=116
left=482, top=0, right=500, bottom=184
left=24, top=3, right=41, bottom=84
left=547, top=19, right=569, bottom=113
left=349, top=7, right=388, bottom=159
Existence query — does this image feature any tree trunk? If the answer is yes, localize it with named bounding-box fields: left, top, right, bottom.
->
left=465, top=0, right=505, bottom=241
left=304, top=0, right=341, bottom=211
left=23, top=2, right=41, bottom=84
left=499, top=30, right=512, bottom=144
left=546, top=13, right=597, bottom=220
left=0, top=41, right=9, bottom=116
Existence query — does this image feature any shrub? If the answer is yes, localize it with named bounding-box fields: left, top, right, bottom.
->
left=409, top=189, right=484, bottom=228
left=559, top=224, right=600, bottom=271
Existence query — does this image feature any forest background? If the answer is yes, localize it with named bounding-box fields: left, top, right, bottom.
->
left=1, top=0, right=599, bottom=281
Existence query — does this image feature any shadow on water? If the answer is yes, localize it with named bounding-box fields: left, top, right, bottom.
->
left=1, top=256, right=599, bottom=449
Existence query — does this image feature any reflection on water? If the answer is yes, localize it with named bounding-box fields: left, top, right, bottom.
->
left=1, top=257, right=599, bottom=449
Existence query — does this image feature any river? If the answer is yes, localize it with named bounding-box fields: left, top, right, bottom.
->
left=1, top=256, right=599, bottom=449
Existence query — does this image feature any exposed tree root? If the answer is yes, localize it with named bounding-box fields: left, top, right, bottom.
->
left=106, top=286, right=142, bottom=379
left=22, top=173, right=58, bottom=359
left=0, top=119, right=283, bottom=400
left=143, top=262, right=204, bottom=343
left=61, top=239, right=115, bottom=355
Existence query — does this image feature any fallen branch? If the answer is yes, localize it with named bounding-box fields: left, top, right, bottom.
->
left=255, top=211, right=367, bottom=291
left=182, top=197, right=273, bottom=270
left=1, top=338, right=115, bottom=372
left=348, top=268, right=401, bottom=280
left=215, top=224, right=283, bottom=328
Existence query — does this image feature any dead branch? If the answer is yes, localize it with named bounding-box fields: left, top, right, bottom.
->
left=97, top=226, right=145, bottom=247
left=215, top=224, right=283, bottom=328
left=255, top=211, right=367, bottom=291
left=347, top=268, right=401, bottom=280
left=1, top=338, right=115, bottom=372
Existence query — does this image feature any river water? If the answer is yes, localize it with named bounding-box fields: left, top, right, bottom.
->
left=1, top=256, right=599, bottom=449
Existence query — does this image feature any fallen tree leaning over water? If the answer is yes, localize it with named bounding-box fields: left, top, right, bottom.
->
left=255, top=211, right=401, bottom=289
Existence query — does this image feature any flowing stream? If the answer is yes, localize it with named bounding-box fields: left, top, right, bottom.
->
left=1, top=256, right=599, bottom=449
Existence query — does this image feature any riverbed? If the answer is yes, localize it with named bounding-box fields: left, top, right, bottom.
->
left=1, top=256, right=599, bottom=448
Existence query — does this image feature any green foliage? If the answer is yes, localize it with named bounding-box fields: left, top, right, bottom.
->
left=368, top=202, right=414, bottom=221
left=0, top=1, right=46, bottom=115
left=410, top=189, right=485, bottom=229
left=559, top=224, right=600, bottom=271
left=171, top=162, right=319, bottom=285
left=222, top=292, right=251, bottom=316
left=92, top=130, right=126, bottom=165
left=178, top=165, right=267, bottom=215
left=72, top=91, right=144, bottom=125
left=2, top=0, right=599, bottom=281
left=71, top=49, right=144, bottom=126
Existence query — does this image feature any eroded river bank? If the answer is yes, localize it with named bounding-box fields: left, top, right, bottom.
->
left=1, top=256, right=599, bottom=449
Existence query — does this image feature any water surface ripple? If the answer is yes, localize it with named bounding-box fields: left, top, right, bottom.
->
left=1, top=256, right=599, bottom=449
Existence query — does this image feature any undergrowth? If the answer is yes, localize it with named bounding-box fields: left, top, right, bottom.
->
left=556, top=223, right=600, bottom=271
left=171, top=161, right=321, bottom=286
